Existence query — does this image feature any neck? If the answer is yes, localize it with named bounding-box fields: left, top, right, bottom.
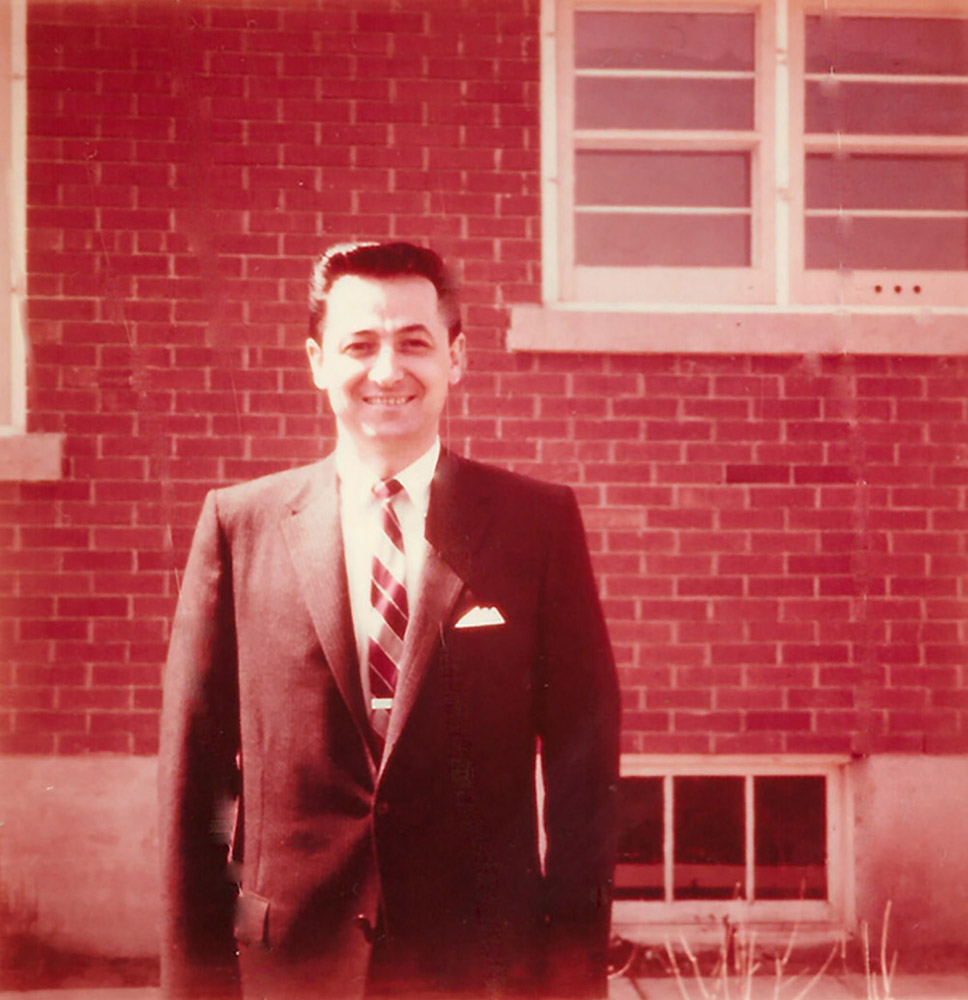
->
left=339, top=432, right=437, bottom=481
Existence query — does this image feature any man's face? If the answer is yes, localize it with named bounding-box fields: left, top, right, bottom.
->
left=306, top=274, right=464, bottom=467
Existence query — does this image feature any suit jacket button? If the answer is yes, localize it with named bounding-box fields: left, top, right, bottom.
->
left=355, top=914, right=376, bottom=942
left=375, top=801, right=390, bottom=816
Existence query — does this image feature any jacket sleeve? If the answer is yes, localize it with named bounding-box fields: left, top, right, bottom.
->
left=535, top=488, right=620, bottom=998
left=158, top=490, right=242, bottom=999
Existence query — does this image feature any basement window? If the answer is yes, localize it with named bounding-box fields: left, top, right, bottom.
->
left=613, top=757, right=849, bottom=932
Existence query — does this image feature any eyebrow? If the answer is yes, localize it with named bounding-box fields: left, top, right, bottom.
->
left=343, top=323, right=431, bottom=338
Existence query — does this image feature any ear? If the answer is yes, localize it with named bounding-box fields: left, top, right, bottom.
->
left=306, top=337, right=327, bottom=391
left=448, top=333, right=466, bottom=386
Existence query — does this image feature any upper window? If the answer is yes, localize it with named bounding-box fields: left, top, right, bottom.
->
left=545, top=0, right=968, bottom=309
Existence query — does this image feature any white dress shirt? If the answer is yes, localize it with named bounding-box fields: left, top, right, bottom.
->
left=336, top=438, right=440, bottom=697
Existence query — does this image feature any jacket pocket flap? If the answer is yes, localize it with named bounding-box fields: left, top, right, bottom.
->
left=233, top=890, right=269, bottom=946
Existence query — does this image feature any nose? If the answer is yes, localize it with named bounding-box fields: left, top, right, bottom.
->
left=370, top=344, right=402, bottom=386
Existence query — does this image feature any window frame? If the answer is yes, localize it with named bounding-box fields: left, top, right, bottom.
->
left=791, top=0, right=968, bottom=308
left=0, top=0, right=62, bottom=480
left=612, top=754, right=853, bottom=939
left=516, top=0, right=968, bottom=354
left=551, top=0, right=776, bottom=306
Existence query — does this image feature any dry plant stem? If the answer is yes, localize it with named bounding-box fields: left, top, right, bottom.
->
left=680, top=934, right=712, bottom=1000
left=665, top=938, right=695, bottom=1000
left=788, top=938, right=840, bottom=1000
left=880, top=901, right=896, bottom=1000
left=863, top=921, right=874, bottom=1000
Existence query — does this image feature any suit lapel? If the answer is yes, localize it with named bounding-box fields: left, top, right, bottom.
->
left=280, top=458, right=374, bottom=764
left=379, top=451, right=492, bottom=773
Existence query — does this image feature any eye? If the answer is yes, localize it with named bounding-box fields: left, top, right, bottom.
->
left=401, top=336, right=432, bottom=352
left=341, top=339, right=375, bottom=357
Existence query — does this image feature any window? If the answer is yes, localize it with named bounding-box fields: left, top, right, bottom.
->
left=0, top=0, right=61, bottom=480
left=512, top=0, right=968, bottom=353
left=797, top=7, right=968, bottom=305
left=556, top=2, right=774, bottom=305
left=612, top=757, right=851, bottom=936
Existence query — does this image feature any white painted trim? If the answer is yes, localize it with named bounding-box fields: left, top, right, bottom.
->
left=807, top=209, right=968, bottom=219
left=805, top=72, right=968, bottom=85
left=614, top=754, right=849, bottom=935
left=774, top=0, right=792, bottom=306
left=8, top=0, right=24, bottom=431
left=803, top=0, right=968, bottom=18
left=576, top=68, right=756, bottom=80
left=539, top=0, right=560, bottom=304
left=575, top=129, right=761, bottom=147
left=576, top=206, right=752, bottom=216
left=543, top=0, right=968, bottom=329
left=622, top=754, right=851, bottom=775
left=554, top=0, right=768, bottom=306
left=805, top=134, right=968, bottom=152
left=0, top=0, right=63, bottom=480
left=508, top=303, right=968, bottom=354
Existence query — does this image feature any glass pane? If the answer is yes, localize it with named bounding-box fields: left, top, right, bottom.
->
left=806, top=15, right=968, bottom=76
left=576, top=212, right=750, bottom=268
left=614, top=777, right=664, bottom=900
left=754, top=776, right=827, bottom=900
left=806, top=216, right=968, bottom=270
left=576, top=151, right=750, bottom=209
left=674, top=776, right=745, bottom=900
left=806, top=154, right=968, bottom=212
left=575, top=11, right=755, bottom=72
left=806, top=81, right=968, bottom=136
left=576, top=77, right=754, bottom=131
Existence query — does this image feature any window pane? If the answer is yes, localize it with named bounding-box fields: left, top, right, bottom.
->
left=576, top=212, right=750, bottom=267
left=576, top=151, right=750, bottom=209
left=806, top=216, right=968, bottom=270
left=674, top=776, right=745, bottom=900
left=576, top=77, right=754, bottom=131
left=615, top=777, right=664, bottom=900
left=806, top=154, right=968, bottom=212
left=806, top=15, right=968, bottom=76
left=575, top=11, right=755, bottom=72
left=806, top=81, right=968, bottom=136
left=754, top=776, right=826, bottom=900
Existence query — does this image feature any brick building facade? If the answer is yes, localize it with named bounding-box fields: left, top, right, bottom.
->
left=2, top=0, right=968, bottom=968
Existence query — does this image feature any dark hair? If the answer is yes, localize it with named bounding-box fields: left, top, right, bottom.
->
left=308, top=241, right=462, bottom=343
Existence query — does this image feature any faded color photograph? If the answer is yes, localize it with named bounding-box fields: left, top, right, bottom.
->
left=2, top=2, right=968, bottom=999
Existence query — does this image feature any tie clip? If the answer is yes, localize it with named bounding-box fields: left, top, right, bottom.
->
left=371, top=697, right=393, bottom=711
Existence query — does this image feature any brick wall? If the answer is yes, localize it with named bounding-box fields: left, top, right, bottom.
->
left=2, top=0, right=966, bottom=756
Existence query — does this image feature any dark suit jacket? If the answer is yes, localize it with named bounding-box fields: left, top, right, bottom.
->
left=159, top=450, right=619, bottom=999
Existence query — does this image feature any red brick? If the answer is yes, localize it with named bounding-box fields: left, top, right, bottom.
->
left=676, top=712, right=742, bottom=732
left=716, top=688, right=782, bottom=709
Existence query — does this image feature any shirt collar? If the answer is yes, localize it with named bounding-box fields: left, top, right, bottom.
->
left=335, top=437, right=440, bottom=517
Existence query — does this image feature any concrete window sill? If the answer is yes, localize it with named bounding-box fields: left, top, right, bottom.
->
left=0, top=432, right=64, bottom=480
left=507, top=305, right=968, bottom=355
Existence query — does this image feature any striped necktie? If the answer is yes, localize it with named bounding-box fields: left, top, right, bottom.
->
left=367, top=478, right=408, bottom=738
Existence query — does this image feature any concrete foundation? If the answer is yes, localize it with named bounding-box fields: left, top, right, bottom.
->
left=851, top=754, right=968, bottom=955
left=0, top=756, right=159, bottom=957
left=1, top=754, right=967, bottom=960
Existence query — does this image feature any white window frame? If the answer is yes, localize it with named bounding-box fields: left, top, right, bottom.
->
left=511, top=0, right=968, bottom=354
left=0, top=0, right=62, bottom=480
left=791, top=0, right=968, bottom=307
left=612, top=754, right=854, bottom=942
left=556, top=0, right=775, bottom=306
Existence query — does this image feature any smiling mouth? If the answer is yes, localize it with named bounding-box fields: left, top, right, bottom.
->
left=364, top=395, right=414, bottom=406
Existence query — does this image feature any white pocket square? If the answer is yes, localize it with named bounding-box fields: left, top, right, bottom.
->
left=454, top=605, right=505, bottom=629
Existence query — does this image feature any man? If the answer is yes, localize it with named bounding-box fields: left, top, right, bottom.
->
left=159, top=242, right=620, bottom=1000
